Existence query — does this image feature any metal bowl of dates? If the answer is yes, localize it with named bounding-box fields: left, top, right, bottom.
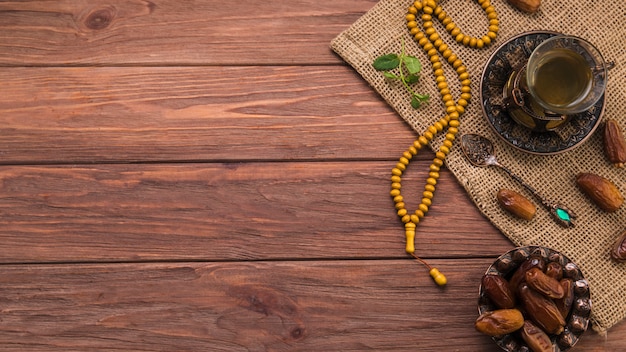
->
left=478, top=246, right=591, bottom=352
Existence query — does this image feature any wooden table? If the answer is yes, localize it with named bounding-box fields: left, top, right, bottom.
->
left=0, top=1, right=623, bottom=350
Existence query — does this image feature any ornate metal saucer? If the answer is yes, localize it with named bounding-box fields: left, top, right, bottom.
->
left=479, top=31, right=605, bottom=155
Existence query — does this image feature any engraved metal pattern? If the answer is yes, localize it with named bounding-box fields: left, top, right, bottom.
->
left=479, top=31, right=605, bottom=155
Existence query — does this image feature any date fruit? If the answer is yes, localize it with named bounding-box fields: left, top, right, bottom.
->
left=576, top=172, right=624, bottom=212
left=526, top=267, right=565, bottom=299
left=555, top=278, right=574, bottom=320
left=475, top=308, right=524, bottom=336
left=519, top=283, right=565, bottom=335
left=545, top=262, right=563, bottom=281
left=520, top=320, right=553, bottom=352
left=482, top=274, right=516, bottom=309
left=507, top=0, right=541, bottom=13
left=497, top=188, right=537, bottom=220
left=604, top=119, right=626, bottom=168
left=509, top=256, right=545, bottom=295
left=611, top=229, right=626, bottom=263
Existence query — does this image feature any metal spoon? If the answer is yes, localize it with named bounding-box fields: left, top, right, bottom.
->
left=460, top=134, right=575, bottom=227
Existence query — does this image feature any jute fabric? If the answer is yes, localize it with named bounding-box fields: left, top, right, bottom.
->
left=331, top=0, right=625, bottom=334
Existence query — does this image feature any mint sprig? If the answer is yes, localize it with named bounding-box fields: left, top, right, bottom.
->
left=373, top=41, right=429, bottom=109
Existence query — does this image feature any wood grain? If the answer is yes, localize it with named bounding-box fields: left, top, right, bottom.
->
left=0, top=66, right=410, bottom=164
left=0, top=260, right=623, bottom=351
left=0, top=161, right=508, bottom=263
left=0, top=0, right=375, bottom=66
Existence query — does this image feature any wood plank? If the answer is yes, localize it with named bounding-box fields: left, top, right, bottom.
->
left=0, top=259, right=619, bottom=351
left=0, top=66, right=418, bottom=164
left=0, top=0, right=373, bottom=66
left=0, top=161, right=510, bottom=263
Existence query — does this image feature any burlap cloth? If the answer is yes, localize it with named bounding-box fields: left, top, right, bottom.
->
left=331, top=0, right=625, bottom=334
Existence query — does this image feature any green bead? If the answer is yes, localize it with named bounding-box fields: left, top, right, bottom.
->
left=556, top=208, right=570, bottom=222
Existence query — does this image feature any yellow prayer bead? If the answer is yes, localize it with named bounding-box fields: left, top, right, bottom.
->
left=426, top=177, right=438, bottom=186
left=390, top=189, right=401, bottom=197
left=447, top=54, right=457, bottom=64
left=407, top=21, right=418, bottom=29
left=439, top=145, right=450, bottom=154
left=451, top=27, right=461, bottom=37
left=481, top=1, right=491, bottom=9
left=432, top=62, right=442, bottom=70
left=448, top=127, right=459, bottom=134
left=395, top=202, right=405, bottom=210
left=463, top=36, right=470, bottom=46
left=406, top=14, right=416, bottom=21
left=445, top=133, right=455, bottom=141
left=429, top=33, right=440, bottom=42
left=442, top=94, right=453, bottom=103
left=443, top=140, right=453, bottom=148
left=469, top=37, right=477, bottom=48
left=456, top=105, right=465, bottom=114
left=438, top=43, right=448, bottom=52
left=425, top=27, right=436, bottom=36
left=428, top=125, right=438, bottom=135
left=482, top=36, right=491, bottom=46
left=402, top=214, right=412, bottom=223
left=459, top=72, right=469, bottom=80
left=418, top=203, right=429, bottom=213
left=439, top=88, right=451, bottom=96
left=456, top=65, right=467, bottom=74
left=429, top=48, right=439, bottom=57
left=487, top=31, right=497, bottom=39
left=437, top=81, right=448, bottom=90
left=414, top=210, right=424, bottom=219
left=489, top=25, right=499, bottom=33
left=394, top=195, right=404, bottom=203
left=429, top=163, right=440, bottom=172
left=409, top=145, right=418, bottom=154
left=430, top=55, right=440, bottom=63
left=429, top=171, right=440, bottom=179
left=476, top=39, right=485, bottom=48
left=449, top=120, right=460, bottom=128
left=488, top=12, right=497, bottom=19
left=403, top=151, right=413, bottom=160
left=489, top=19, right=499, bottom=26
left=446, top=105, right=457, bottom=114
left=397, top=208, right=408, bottom=217
left=419, top=37, right=429, bottom=47
left=399, top=157, right=410, bottom=165
left=392, top=168, right=402, bottom=176
left=425, top=184, right=436, bottom=192
left=422, top=198, right=432, bottom=207
left=457, top=98, right=468, bottom=107
left=456, top=33, right=465, bottom=43
left=422, top=14, right=432, bottom=21
left=442, top=49, right=452, bottom=59
left=436, top=75, right=446, bottom=83
left=423, top=191, right=434, bottom=199
left=434, top=68, right=444, bottom=77
left=436, top=151, right=446, bottom=160
left=396, top=162, right=406, bottom=171
left=453, top=59, right=463, bottom=69
left=391, top=175, right=401, bottom=183
left=434, top=121, right=444, bottom=131
left=423, top=6, right=433, bottom=14
left=445, top=22, right=455, bottom=32
left=423, top=131, right=434, bottom=141
left=423, top=21, right=433, bottom=29
left=418, top=136, right=429, bottom=146
left=411, top=213, right=421, bottom=222
left=461, top=79, right=471, bottom=87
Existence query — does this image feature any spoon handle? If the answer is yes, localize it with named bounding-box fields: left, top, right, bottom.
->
left=495, top=163, right=576, bottom=227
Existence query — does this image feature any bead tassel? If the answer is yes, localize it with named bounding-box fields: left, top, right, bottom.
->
left=392, top=0, right=498, bottom=286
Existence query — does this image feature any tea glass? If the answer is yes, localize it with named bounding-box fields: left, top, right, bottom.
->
left=525, top=35, right=608, bottom=115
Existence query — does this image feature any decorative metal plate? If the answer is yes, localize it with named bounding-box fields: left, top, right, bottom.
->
left=479, top=31, right=605, bottom=155
left=478, top=246, right=591, bottom=352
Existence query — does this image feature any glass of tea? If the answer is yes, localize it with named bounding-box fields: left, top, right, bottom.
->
left=525, top=35, right=608, bottom=115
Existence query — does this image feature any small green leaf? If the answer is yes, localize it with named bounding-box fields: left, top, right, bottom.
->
left=404, top=74, right=419, bottom=84
left=410, top=96, right=422, bottom=109
left=373, top=54, right=400, bottom=71
left=404, top=56, right=422, bottom=75
left=383, top=72, right=399, bottom=79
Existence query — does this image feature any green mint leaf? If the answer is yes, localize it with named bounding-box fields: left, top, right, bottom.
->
left=415, top=93, right=430, bottom=101
left=404, top=56, right=422, bottom=75
left=372, top=54, right=400, bottom=71
left=404, top=74, right=419, bottom=84
left=410, top=96, right=422, bottom=109
left=383, top=72, right=399, bottom=79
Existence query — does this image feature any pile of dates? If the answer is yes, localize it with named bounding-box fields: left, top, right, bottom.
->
left=476, top=246, right=591, bottom=352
